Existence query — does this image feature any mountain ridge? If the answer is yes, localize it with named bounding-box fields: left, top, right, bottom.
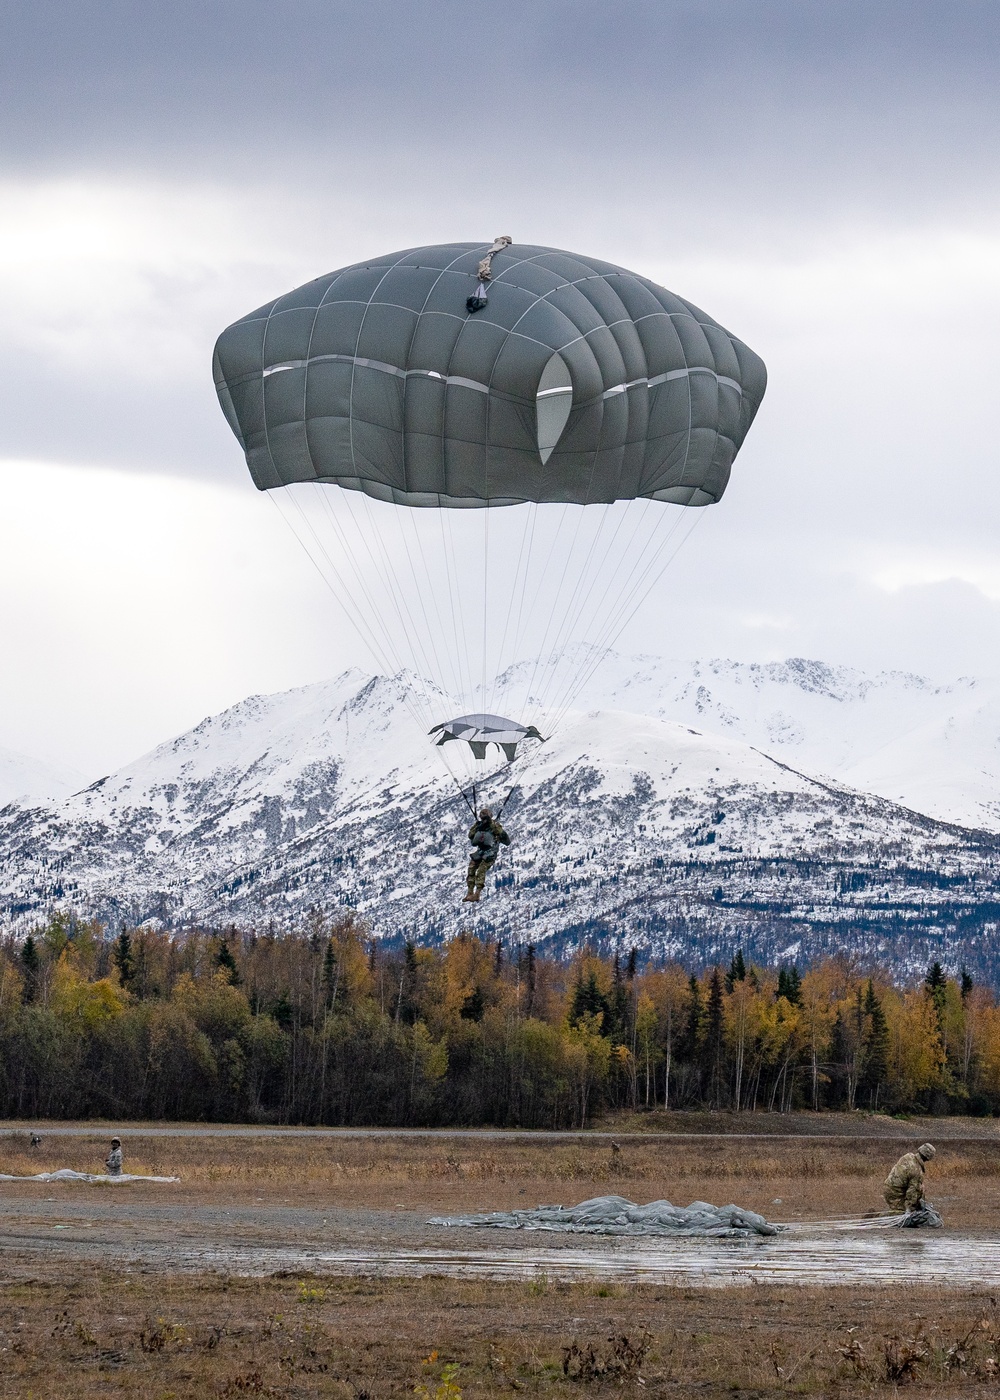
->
left=3, top=653, right=1000, bottom=976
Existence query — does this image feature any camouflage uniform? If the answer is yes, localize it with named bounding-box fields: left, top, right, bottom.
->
left=105, top=1143, right=123, bottom=1176
left=466, top=817, right=510, bottom=896
left=883, top=1143, right=935, bottom=1212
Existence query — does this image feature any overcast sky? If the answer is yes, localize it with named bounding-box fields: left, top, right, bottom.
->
left=2, top=0, right=1000, bottom=776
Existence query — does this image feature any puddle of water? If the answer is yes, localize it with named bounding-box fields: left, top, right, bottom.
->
left=142, top=1232, right=1000, bottom=1288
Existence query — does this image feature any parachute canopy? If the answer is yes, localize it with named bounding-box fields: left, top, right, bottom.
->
left=213, top=242, right=766, bottom=510
left=428, top=1194, right=780, bottom=1238
left=429, top=713, right=543, bottom=762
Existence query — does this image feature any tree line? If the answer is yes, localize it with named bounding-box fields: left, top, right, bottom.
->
left=0, top=913, right=996, bottom=1125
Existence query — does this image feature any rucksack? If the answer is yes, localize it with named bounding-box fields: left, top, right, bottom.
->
left=471, top=822, right=497, bottom=858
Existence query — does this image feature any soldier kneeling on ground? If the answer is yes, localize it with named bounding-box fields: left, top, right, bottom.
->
left=884, top=1142, right=935, bottom=1214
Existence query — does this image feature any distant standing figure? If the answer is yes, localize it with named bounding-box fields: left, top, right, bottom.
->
left=884, top=1142, right=935, bottom=1213
left=105, top=1138, right=124, bottom=1176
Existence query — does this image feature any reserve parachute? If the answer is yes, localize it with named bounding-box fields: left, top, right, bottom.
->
left=213, top=241, right=766, bottom=799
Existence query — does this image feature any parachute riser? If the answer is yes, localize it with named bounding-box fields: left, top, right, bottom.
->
left=457, top=778, right=517, bottom=822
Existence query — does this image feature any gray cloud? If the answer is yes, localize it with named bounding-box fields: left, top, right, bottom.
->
left=4, top=1, right=999, bottom=209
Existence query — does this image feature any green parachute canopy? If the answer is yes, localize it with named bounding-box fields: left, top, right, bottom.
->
left=214, top=242, right=766, bottom=510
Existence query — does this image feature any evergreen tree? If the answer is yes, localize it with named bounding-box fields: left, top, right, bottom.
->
left=777, top=966, right=802, bottom=1005
left=20, top=935, right=39, bottom=1005
left=961, top=967, right=974, bottom=1002
left=271, top=989, right=293, bottom=1028
left=608, top=963, right=630, bottom=1045
left=112, top=929, right=135, bottom=989
left=725, top=950, right=746, bottom=993
left=678, top=975, right=703, bottom=1064
left=494, top=939, right=504, bottom=975
left=397, top=941, right=419, bottom=1024
left=626, top=947, right=637, bottom=981
left=925, top=961, right=947, bottom=1031
left=861, top=980, right=889, bottom=1108
left=701, top=968, right=726, bottom=1106
left=216, top=938, right=240, bottom=985
left=525, top=943, right=536, bottom=1017
left=570, top=971, right=611, bottom=1033
left=322, top=939, right=338, bottom=1012
left=851, top=984, right=868, bottom=1105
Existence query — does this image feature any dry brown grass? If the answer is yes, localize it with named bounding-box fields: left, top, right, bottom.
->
left=2, top=1268, right=1000, bottom=1397
left=602, top=1108, right=1000, bottom=1139
left=9, top=1127, right=1000, bottom=1182
left=3, top=1128, right=996, bottom=1227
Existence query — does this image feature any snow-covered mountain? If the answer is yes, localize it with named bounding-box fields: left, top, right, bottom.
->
left=0, top=743, right=84, bottom=808
left=3, top=655, right=1000, bottom=975
left=496, top=653, right=1000, bottom=831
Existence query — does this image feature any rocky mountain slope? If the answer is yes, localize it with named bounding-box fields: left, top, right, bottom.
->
left=3, top=655, right=1000, bottom=975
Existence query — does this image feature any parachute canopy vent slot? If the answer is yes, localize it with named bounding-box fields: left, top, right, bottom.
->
left=537, top=352, right=573, bottom=465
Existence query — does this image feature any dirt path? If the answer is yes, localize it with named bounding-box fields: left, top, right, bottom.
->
left=5, top=1110, right=999, bottom=1141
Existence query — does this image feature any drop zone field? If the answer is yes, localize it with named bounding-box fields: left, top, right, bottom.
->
left=3, top=1115, right=1000, bottom=1397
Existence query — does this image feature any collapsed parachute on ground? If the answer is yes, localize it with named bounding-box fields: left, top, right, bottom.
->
left=429, top=1194, right=780, bottom=1238
left=0, top=1169, right=179, bottom=1184
left=429, top=713, right=543, bottom=762
left=894, top=1206, right=944, bottom=1228
left=213, top=242, right=766, bottom=510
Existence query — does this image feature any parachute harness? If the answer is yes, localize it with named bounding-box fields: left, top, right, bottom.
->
left=466, top=236, right=513, bottom=313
